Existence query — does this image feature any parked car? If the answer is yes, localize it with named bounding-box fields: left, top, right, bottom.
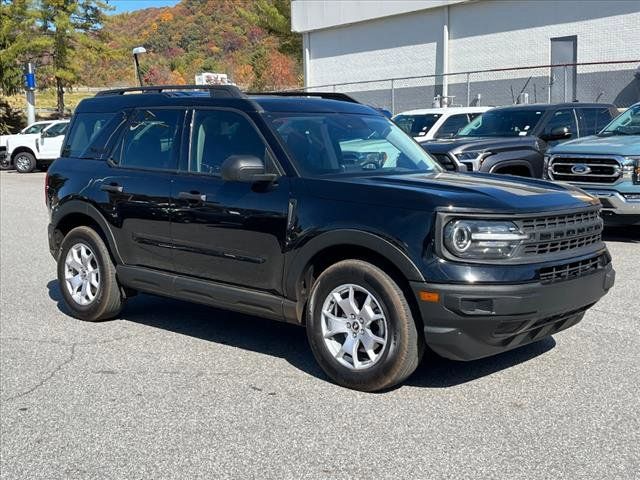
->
left=6, top=120, right=70, bottom=173
left=46, top=86, right=614, bottom=391
left=545, top=102, right=640, bottom=225
left=419, top=103, right=618, bottom=177
left=393, top=107, right=490, bottom=141
left=0, top=121, right=56, bottom=170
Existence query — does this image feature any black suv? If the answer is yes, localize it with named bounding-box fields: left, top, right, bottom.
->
left=46, top=86, right=615, bottom=391
left=420, top=103, right=618, bottom=177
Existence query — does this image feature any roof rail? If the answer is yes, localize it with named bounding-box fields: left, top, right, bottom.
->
left=95, top=84, right=246, bottom=98
left=247, top=91, right=360, bottom=104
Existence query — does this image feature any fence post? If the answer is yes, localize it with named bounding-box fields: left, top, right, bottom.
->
left=391, top=79, right=395, bottom=115
left=563, top=65, right=567, bottom=102
left=466, top=73, right=471, bottom=107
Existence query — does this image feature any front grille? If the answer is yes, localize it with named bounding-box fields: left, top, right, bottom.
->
left=538, top=255, right=605, bottom=284
left=515, top=208, right=603, bottom=257
left=432, top=153, right=457, bottom=171
left=549, top=156, right=621, bottom=184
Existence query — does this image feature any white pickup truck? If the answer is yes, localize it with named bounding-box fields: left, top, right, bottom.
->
left=4, top=120, right=69, bottom=173
left=0, top=121, right=56, bottom=170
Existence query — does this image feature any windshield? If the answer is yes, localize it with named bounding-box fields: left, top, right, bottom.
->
left=265, top=113, right=442, bottom=177
left=22, top=123, right=51, bottom=134
left=457, top=109, right=544, bottom=137
left=599, top=105, right=640, bottom=136
left=393, top=114, right=441, bottom=137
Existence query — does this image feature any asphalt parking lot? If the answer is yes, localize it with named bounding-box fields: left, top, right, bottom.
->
left=1, top=170, right=638, bottom=479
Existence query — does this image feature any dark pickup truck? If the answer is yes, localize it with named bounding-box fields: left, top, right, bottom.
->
left=420, top=103, right=618, bottom=177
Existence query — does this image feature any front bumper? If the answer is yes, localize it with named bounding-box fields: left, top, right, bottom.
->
left=411, top=262, right=615, bottom=361
left=581, top=188, right=640, bottom=225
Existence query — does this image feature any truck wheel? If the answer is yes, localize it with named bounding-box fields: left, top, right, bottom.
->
left=57, top=226, right=124, bottom=321
left=14, top=152, right=36, bottom=173
left=0, top=157, right=12, bottom=170
left=306, top=260, right=423, bottom=391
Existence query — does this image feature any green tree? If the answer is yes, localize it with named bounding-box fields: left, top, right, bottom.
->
left=0, top=0, right=48, bottom=96
left=37, top=0, right=112, bottom=115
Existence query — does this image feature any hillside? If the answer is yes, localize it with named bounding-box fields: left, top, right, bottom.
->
left=82, top=0, right=302, bottom=90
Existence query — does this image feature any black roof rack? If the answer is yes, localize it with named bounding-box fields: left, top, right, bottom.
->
left=95, top=84, right=246, bottom=98
left=247, top=91, right=360, bottom=104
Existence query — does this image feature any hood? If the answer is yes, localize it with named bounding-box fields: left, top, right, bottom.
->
left=419, top=136, right=539, bottom=154
left=549, top=134, right=640, bottom=156
left=304, top=172, right=599, bottom=213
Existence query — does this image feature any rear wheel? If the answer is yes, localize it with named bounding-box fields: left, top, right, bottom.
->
left=306, top=260, right=423, bottom=391
left=14, top=152, right=36, bottom=173
left=0, top=156, right=12, bottom=170
left=57, top=226, right=124, bottom=321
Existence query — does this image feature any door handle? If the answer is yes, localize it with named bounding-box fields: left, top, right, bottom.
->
left=100, top=183, right=123, bottom=193
left=178, top=191, right=207, bottom=202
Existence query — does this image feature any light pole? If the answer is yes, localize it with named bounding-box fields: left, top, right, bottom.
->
left=132, top=46, right=146, bottom=86
left=24, top=63, right=36, bottom=125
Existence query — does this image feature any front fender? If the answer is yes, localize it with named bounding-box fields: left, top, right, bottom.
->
left=284, top=229, right=425, bottom=300
left=481, top=149, right=543, bottom=177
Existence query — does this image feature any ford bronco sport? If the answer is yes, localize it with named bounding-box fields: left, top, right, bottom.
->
left=46, top=85, right=615, bottom=391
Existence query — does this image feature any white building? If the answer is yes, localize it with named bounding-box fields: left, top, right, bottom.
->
left=291, top=0, right=640, bottom=111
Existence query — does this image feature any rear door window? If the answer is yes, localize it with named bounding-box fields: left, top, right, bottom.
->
left=577, top=107, right=615, bottom=136
left=113, top=109, right=184, bottom=171
left=434, top=114, right=471, bottom=138
left=43, top=122, right=69, bottom=137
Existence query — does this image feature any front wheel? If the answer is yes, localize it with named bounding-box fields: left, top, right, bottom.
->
left=0, top=156, right=12, bottom=170
left=306, top=260, right=423, bottom=391
left=57, top=226, right=125, bottom=321
left=14, top=152, right=36, bottom=173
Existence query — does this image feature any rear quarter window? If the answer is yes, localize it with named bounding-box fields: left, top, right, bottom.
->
left=62, top=112, right=115, bottom=158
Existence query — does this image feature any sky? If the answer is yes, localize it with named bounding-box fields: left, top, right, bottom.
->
left=108, top=0, right=180, bottom=14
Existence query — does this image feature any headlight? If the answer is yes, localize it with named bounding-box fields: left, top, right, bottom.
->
left=455, top=150, right=490, bottom=162
left=622, top=156, right=640, bottom=184
left=543, top=155, right=550, bottom=179
left=443, top=219, right=528, bottom=259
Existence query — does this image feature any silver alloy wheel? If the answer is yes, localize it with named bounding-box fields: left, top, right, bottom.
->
left=64, top=242, right=100, bottom=306
left=320, top=283, right=388, bottom=370
left=15, top=155, right=32, bottom=171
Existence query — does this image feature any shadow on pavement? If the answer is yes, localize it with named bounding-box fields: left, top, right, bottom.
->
left=603, top=225, right=640, bottom=243
left=48, top=279, right=556, bottom=390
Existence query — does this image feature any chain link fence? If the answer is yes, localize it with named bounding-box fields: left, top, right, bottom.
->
left=303, top=60, right=640, bottom=114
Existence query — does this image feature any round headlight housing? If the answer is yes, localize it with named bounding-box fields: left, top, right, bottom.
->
left=443, top=219, right=528, bottom=259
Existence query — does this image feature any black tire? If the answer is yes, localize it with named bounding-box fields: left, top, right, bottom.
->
left=57, top=226, right=124, bottom=321
left=306, top=259, right=423, bottom=391
left=0, top=157, right=12, bottom=170
left=14, top=152, right=36, bottom=173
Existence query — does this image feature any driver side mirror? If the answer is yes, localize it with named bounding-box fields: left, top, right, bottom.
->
left=541, top=126, right=572, bottom=141
left=221, top=155, right=278, bottom=183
